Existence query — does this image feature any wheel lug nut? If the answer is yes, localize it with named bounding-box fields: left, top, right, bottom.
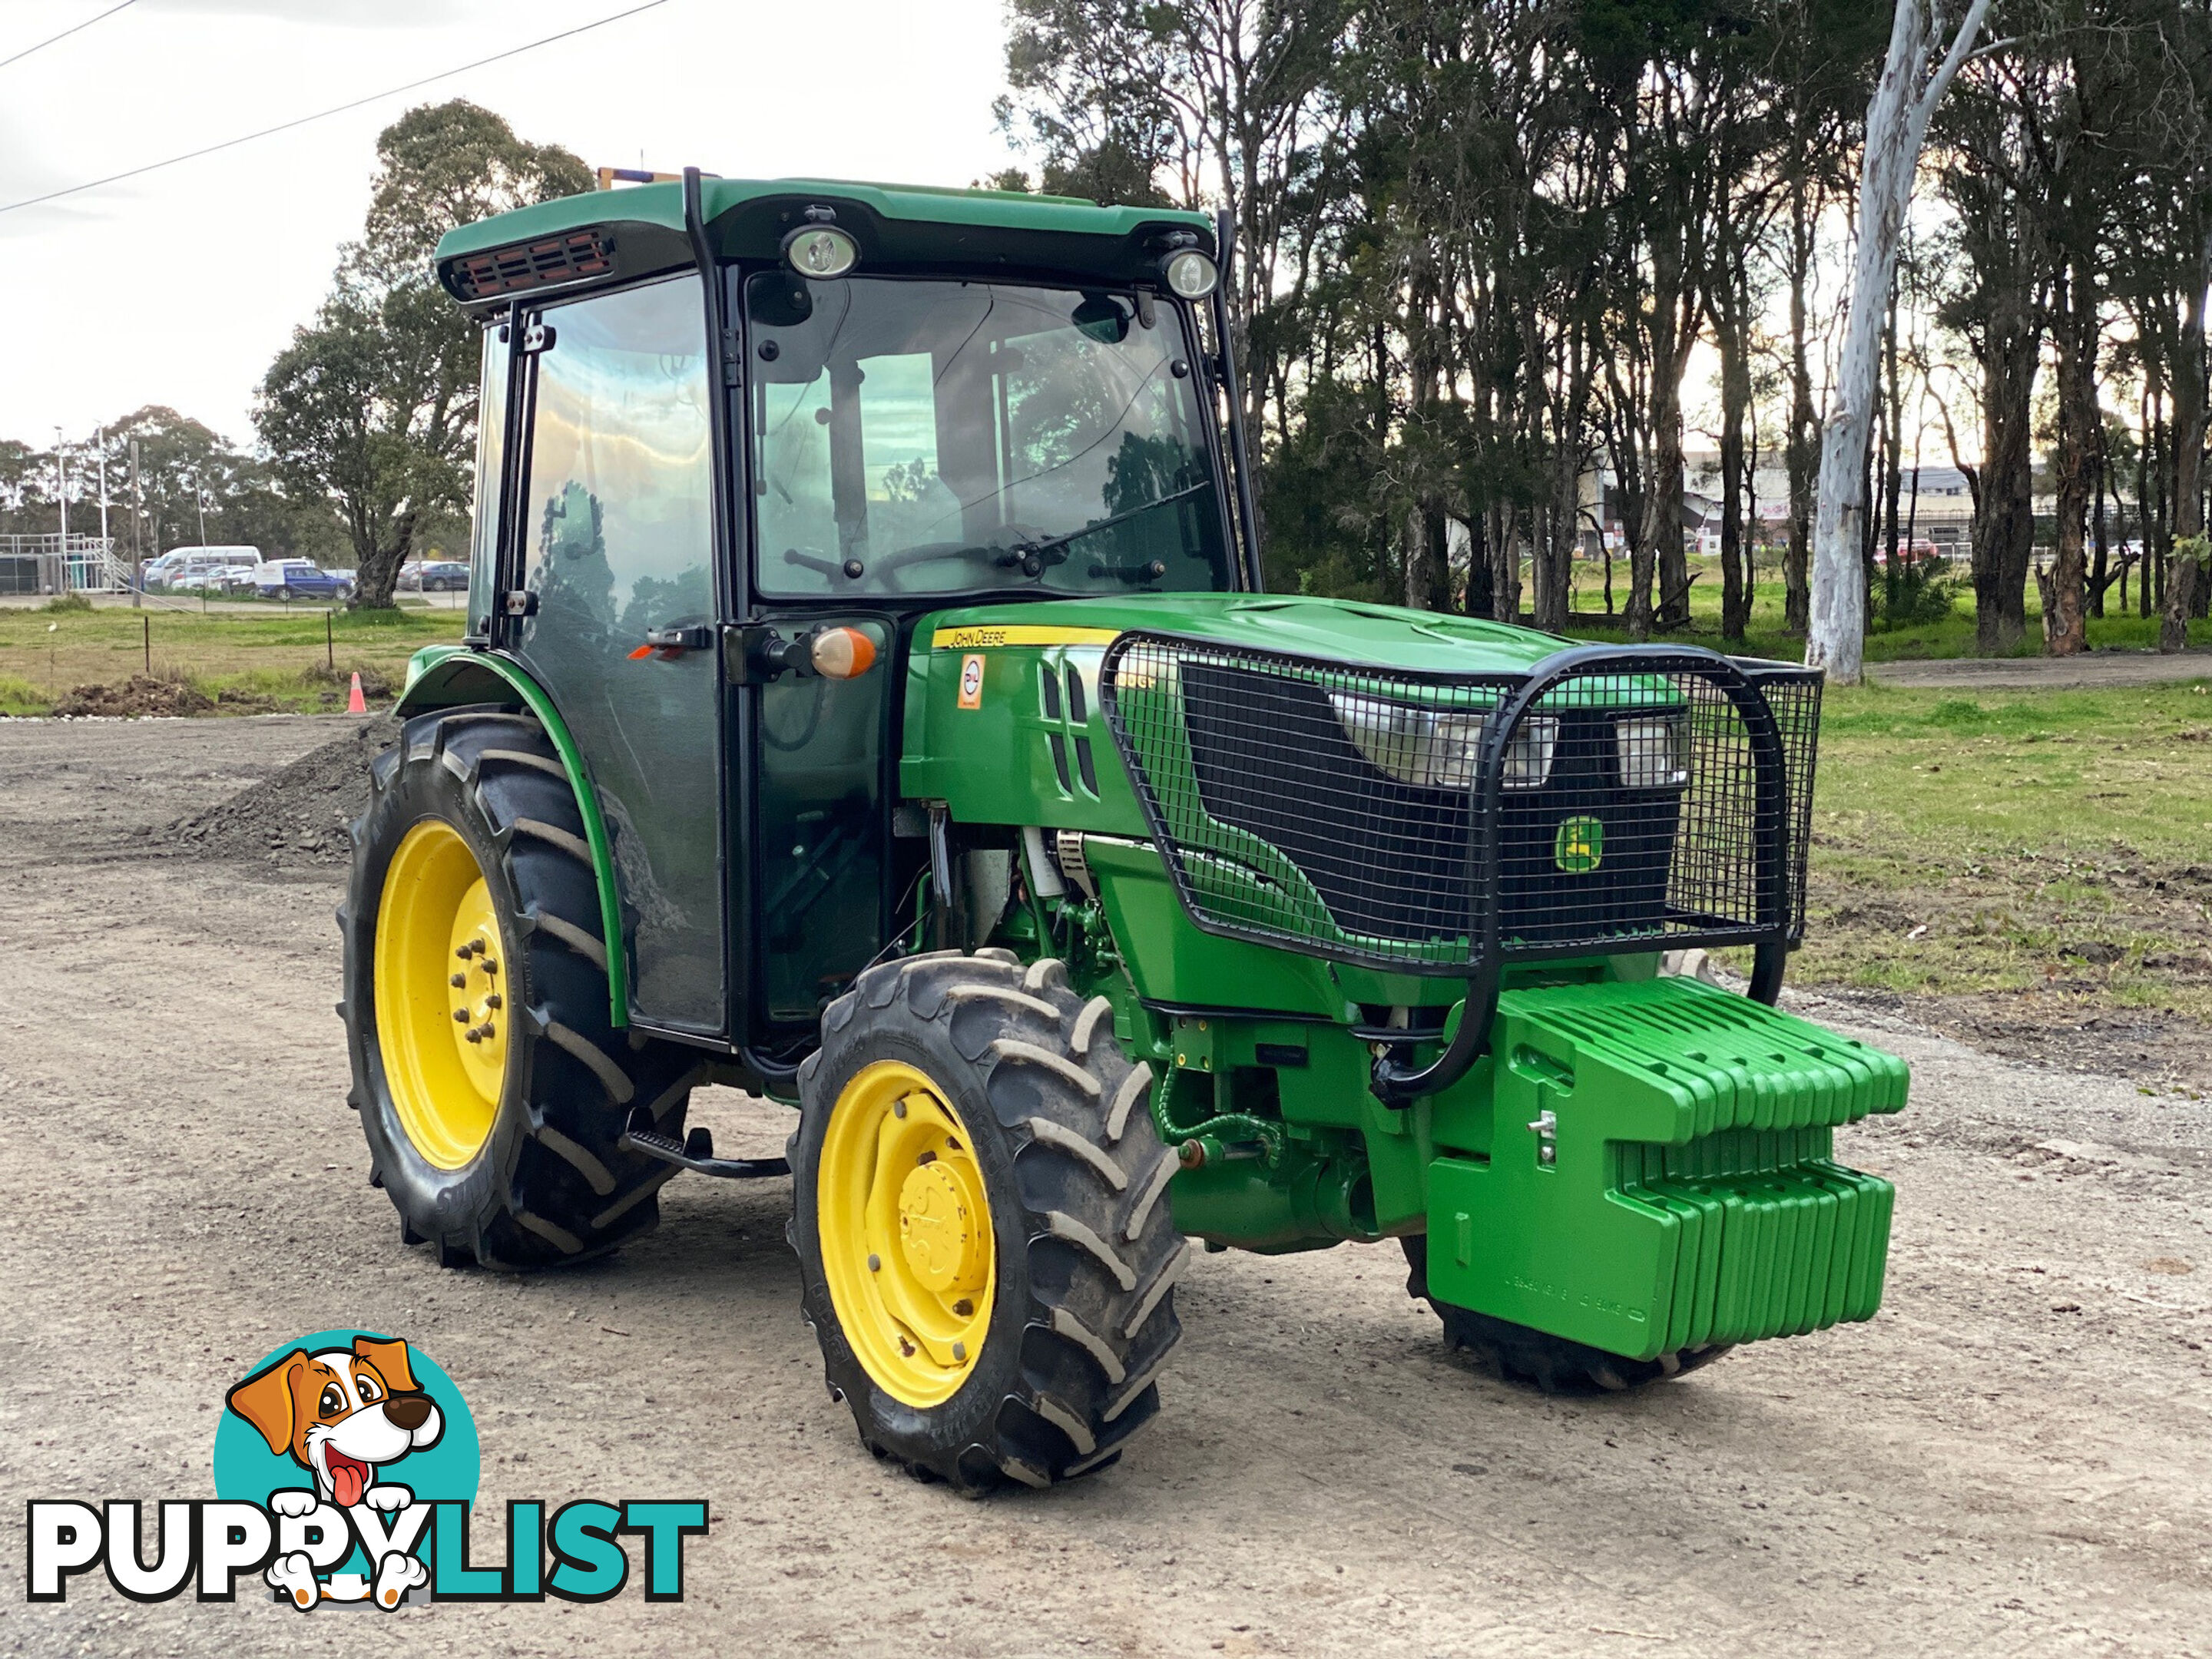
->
left=453, top=1009, right=469, bottom=1024
left=465, top=1029, right=482, bottom=1044
left=478, top=1023, right=496, bottom=1041
left=485, top=993, right=502, bottom=1010
left=892, top=1099, right=906, bottom=1118
left=952, top=1298, right=973, bottom=1316
left=867, top=1253, right=880, bottom=1272
left=471, top=937, right=486, bottom=954
left=951, top=1341, right=966, bottom=1361
left=454, top=945, right=472, bottom=960
left=481, top=959, right=497, bottom=975
left=450, top=973, right=466, bottom=988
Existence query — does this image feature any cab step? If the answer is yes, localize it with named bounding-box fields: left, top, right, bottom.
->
left=621, top=1109, right=790, bottom=1180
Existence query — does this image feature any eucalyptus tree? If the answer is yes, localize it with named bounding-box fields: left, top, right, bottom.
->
left=1808, top=0, right=1990, bottom=683
left=256, top=101, right=588, bottom=608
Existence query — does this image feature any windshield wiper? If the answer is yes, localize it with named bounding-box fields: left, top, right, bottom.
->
left=1010, top=479, right=1214, bottom=565
left=854, top=479, right=1217, bottom=582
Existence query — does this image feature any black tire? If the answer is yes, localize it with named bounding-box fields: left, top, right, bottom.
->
left=790, top=949, right=1186, bottom=1494
left=1402, top=1236, right=1731, bottom=1393
left=276, top=585, right=293, bottom=601
left=339, top=703, right=698, bottom=1270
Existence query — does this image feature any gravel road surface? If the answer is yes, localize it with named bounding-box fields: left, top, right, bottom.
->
left=1875, top=649, right=2212, bottom=690
left=3, top=715, right=2208, bottom=1657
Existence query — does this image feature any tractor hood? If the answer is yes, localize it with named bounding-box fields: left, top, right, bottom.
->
left=916, top=593, right=1567, bottom=676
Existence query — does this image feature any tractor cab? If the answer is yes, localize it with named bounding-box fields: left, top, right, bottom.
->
left=414, top=172, right=1250, bottom=1055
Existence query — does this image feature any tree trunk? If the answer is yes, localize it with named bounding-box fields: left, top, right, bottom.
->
left=1785, top=177, right=1817, bottom=635
left=1492, top=505, right=1522, bottom=624
left=2048, top=254, right=2097, bottom=656
left=1718, top=317, right=1750, bottom=644
left=1880, top=276, right=1903, bottom=623
left=2164, top=227, right=2211, bottom=652
left=1810, top=0, right=1990, bottom=684
left=1535, top=452, right=1576, bottom=633
left=1714, top=251, right=1752, bottom=644
left=2089, top=430, right=2109, bottom=619
left=1975, top=308, right=2039, bottom=651
left=1465, top=512, right=1495, bottom=620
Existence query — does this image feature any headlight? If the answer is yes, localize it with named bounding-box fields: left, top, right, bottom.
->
left=1163, top=249, right=1218, bottom=299
left=1614, top=714, right=1689, bottom=789
left=783, top=224, right=858, bottom=278
left=1330, top=696, right=1555, bottom=792
left=1500, top=715, right=1558, bottom=790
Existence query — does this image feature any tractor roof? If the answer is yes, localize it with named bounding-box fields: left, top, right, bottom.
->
left=433, top=176, right=1217, bottom=313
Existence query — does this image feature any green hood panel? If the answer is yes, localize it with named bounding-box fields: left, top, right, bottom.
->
left=919, top=594, right=1568, bottom=677
left=902, top=594, right=1571, bottom=834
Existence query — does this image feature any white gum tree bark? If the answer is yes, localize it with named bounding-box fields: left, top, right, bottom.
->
left=1807, top=0, right=1993, bottom=684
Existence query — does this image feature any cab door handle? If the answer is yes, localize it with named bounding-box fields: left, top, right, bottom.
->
left=628, top=624, right=714, bottom=659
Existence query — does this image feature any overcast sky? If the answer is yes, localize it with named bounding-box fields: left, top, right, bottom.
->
left=0, top=0, right=1023, bottom=449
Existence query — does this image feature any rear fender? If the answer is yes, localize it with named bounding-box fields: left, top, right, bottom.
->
left=396, top=645, right=629, bottom=1025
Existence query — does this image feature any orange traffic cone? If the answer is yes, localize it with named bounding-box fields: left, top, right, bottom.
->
left=346, top=671, right=367, bottom=715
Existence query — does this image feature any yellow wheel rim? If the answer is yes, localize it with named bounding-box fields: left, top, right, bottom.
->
left=818, top=1061, right=997, bottom=1407
left=373, top=820, right=510, bottom=1170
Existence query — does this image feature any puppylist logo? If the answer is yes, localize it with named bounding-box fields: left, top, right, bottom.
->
left=26, top=1329, right=706, bottom=1610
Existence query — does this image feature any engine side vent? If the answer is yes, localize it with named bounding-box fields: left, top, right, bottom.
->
left=449, top=230, right=614, bottom=301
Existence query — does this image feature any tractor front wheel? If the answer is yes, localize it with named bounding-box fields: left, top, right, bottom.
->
left=340, top=704, right=697, bottom=1269
left=790, top=950, right=1186, bottom=1492
left=1402, top=1236, right=1731, bottom=1393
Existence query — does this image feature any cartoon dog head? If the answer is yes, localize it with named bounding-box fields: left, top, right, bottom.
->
left=226, top=1336, right=443, bottom=1508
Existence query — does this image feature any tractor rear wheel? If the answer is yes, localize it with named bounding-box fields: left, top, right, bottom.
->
left=340, top=704, right=697, bottom=1270
left=790, top=949, right=1186, bottom=1493
left=1402, top=1236, right=1730, bottom=1393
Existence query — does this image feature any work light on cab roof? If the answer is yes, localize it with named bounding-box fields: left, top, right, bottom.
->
left=336, top=162, right=1910, bottom=1498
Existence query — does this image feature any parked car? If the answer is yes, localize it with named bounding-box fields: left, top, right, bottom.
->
left=253, top=558, right=356, bottom=602
left=399, top=559, right=469, bottom=593
left=145, top=546, right=260, bottom=593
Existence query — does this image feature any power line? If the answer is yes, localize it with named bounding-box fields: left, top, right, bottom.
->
left=0, top=0, right=137, bottom=74
left=0, top=0, right=673, bottom=217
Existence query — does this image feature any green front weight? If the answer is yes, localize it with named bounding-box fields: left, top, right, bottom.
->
left=1422, top=975, right=1908, bottom=1362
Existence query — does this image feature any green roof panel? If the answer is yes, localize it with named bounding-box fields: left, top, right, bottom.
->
left=433, top=175, right=1216, bottom=307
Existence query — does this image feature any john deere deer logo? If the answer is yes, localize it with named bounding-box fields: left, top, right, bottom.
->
left=1555, top=816, right=1604, bottom=873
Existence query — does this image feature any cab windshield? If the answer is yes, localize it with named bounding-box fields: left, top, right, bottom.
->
left=745, top=273, right=1232, bottom=598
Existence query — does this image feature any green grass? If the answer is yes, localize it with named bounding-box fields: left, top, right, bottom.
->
left=0, top=604, right=465, bottom=715
left=1787, top=679, right=2212, bottom=1022
left=1557, top=551, right=2199, bottom=661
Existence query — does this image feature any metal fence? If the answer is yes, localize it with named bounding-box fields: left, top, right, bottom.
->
left=0, top=535, right=131, bottom=595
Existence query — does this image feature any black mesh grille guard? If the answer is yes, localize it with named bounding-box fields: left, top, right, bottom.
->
left=1100, top=634, right=1821, bottom=976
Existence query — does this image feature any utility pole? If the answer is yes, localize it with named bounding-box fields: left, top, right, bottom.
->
left=54, top=427, right=67, bottom=598
left=96, top=425, right=111, bottom=594
left=192, top=467, right=208, bottom=547
left=129, top=439, right=143, bottom=608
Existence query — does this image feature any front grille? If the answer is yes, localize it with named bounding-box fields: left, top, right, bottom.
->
left=1101, top=635, right=1820, bottom=974
left=448, top=230, right=613, bottom=300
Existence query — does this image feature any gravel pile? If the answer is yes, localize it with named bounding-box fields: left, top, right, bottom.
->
left=171, top=714, right=399, bottom=866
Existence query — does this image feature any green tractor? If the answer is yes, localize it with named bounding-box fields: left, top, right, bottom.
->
left=342, top=169, right=1907, bottom=1493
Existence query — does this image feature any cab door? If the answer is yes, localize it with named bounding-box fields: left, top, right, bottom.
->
left=504, top=273, right=727, bottom=1037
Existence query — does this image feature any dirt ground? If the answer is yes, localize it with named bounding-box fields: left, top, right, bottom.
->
left=4, top=716, right=2210, bottom=1658
left=1876, top=649, right=2212, bottom=690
